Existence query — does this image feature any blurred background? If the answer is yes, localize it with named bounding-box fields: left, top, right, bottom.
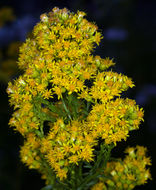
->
left=0, top=0, right=156, bottom=189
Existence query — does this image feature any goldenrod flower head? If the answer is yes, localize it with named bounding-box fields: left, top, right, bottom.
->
left=87, top=98, right=143, bottom=144
left=91, top=182, right=107, bottom=190
left=92, top=146, right=151, bottom=190
left=7, top=7, right=147, bottom=184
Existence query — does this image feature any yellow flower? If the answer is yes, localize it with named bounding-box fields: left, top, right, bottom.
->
left=69, top=155, right=79, bottom=164
left=43, top=89, right=53, bottom=99
left=53, top=86, right=63, bottom=99
left=56, top=168, right=68, bottom=181
left=91, top=182, right=106, bottom=190
left=79, top=144, right=94, bottom=161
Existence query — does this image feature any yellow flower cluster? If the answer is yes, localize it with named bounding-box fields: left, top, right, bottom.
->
left=41, top=119, right=96, bottom=180
left=91, top=182, right=107, bottom=190
left=20, top=133, right=41, bottom=169
left=87, top=98, right=144, bottom=144
left=79, top=71, right=134, bottom=102
left=7, top=7, right=145, bottom=183
left=91, top=146, right=152, bottom=190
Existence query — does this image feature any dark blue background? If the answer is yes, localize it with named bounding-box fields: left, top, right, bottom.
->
left=0, top=0, right=156, bottom=189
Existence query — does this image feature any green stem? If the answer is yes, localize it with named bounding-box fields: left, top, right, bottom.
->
left=40, top=120, right=44, bottom=136
left=78, top=144, right=114, bottom=190
left=77, top=171, right=99, bottom=190
left=86, top=101, right=91, bottom=112
left=78, top=162, right=83, bottom=181
left=41, top=99, right=62, bottom=115
left=61, top=97, right=72, bottom=120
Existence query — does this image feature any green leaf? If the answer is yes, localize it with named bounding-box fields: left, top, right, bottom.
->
left=98, top=174, right=111, bottom=179
left=86, top=180, right=98, bottom=187
left=48, top=103, right=60, bottom=114
left=41, top=185, right=53, bottom=190
left=83, top=165, right=92, bottom=169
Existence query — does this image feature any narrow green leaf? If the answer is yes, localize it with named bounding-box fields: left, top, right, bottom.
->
left=41, top=185, right=53, bottom=190
left=86, top=180, right=98, bottom=187
left=83, top=165, right=92, bottom=169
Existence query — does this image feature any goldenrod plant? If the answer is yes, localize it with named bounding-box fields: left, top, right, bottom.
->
left=7, top=7, right=151, bottom=190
